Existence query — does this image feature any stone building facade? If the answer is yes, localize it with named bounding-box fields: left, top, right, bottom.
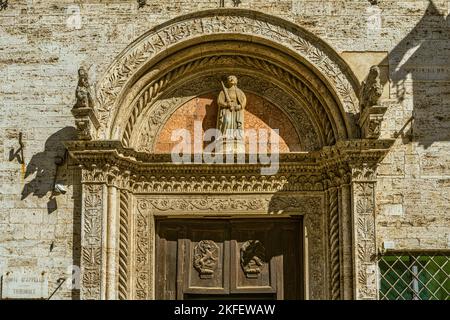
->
left=0, top=0, right=449, bottom=300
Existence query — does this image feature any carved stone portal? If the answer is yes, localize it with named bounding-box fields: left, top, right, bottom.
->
left=67, top=10, right=395, bottom=300
left=240, top=240, right=266, bottom=278
left=193, top=240, right=219, bottom=279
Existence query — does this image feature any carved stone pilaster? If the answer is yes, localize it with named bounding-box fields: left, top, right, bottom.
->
left=72, top=107, right=100, bottom=140
left=80, top=184, right=104, bottom=300
left=134, top=200, right=153, bottom=300
left=303, top=205, right=326, bottom=300
left=358, top=106, right=387, bottom=139
left=351, top=165, right=378, bottom=300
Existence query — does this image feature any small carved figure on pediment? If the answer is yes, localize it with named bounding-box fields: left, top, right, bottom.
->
left=360, top=66, right=382, bottom=112
left=74, top=66, right=95, bottom=109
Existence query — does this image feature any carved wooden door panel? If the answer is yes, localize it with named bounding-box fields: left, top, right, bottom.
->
left=179, top=221, right=230, bottom=299
left=155, top=219, right=303, bottom=300
left=230, top=221, right=279, bottom=298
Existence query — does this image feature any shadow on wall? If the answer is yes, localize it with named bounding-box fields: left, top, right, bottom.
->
left=21, top=127, right=76, bottom=219
left=21, top=127, right=77, bottom=211
left=380, top=0, right=450, bottom=148
left=19, top=126, right=81, bottom=299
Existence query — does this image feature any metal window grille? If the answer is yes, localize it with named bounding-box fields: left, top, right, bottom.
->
left=379, top=252, right=450, bottom=300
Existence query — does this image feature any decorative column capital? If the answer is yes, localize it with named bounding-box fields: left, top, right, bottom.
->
left=351, top=164, right=377, bottom=182
left=322, top=165, right=352, bottom=189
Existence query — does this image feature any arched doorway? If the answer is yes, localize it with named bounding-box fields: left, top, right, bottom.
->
left=66, top=9, right=393, bottom=300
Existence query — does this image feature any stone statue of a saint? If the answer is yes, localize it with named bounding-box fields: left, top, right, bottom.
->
left=217, top=75, right=247, bottom=144
left=73, top=66, right=95, bottom=109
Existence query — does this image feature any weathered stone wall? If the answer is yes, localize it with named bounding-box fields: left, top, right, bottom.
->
left=1, top=0, right=449, bottom=299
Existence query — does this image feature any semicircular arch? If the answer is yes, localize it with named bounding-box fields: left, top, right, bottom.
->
left=94, top=9, right=361, bottom=145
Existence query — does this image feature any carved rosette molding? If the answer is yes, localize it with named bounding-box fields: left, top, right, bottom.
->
left=352, top=165, right=378, bottom=300
left=95, top=9, right=359, bottom=135
left=81, top=184, right=104, bottom=300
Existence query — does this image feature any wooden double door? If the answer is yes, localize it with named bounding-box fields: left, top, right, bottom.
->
left=156, top=218, right=303, bottom=300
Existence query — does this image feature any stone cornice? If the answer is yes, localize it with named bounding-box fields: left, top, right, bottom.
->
left=64, top=139, right=393, bottom=192
left=66, top=139, right=393, bottom=167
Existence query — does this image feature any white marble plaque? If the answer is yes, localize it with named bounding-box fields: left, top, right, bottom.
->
left=1, top=271, right=48, bottom=299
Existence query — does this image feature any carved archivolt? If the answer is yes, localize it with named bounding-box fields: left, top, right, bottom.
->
left=95, top=9, right=359, bottom=140
left=70, top=10, right=395, bottom=302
